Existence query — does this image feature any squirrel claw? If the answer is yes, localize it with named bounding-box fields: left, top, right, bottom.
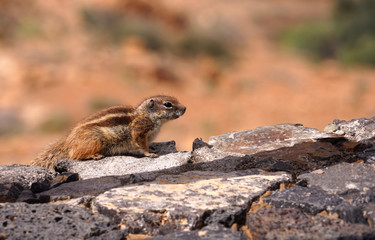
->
left=145, top=153, right=158, bottom=158
left=91, top=154, right=105, bottom=160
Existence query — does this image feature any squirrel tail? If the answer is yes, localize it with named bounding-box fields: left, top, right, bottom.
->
left=32, top=139, right=67, bottom=170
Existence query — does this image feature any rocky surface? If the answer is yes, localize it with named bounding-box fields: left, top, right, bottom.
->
left=325, top=118, right=375, bottom=142
left=208, top=123, right=344, bottom=155
left=263, top=185, right=367, bottom=224
left=0, top=164, right=55, bottom=189
left=0, top=164, right=55, bottom=202
left=55, top=141, right=192, bottom=180
left=193, top=123, right=355, bottom=176
left=2, top=120, right=375, bottom=239
left=93, top=170, right=291, bottom=235
left=297, top=163, right=375, bottom=196
left=0, top=202, right=127, bottom=239
left=246, top=208, right=375, bottom=240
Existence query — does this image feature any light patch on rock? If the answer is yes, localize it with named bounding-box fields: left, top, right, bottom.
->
left=94, top=170, right=291, bottom=235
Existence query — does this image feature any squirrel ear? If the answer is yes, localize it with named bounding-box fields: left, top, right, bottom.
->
left=148, top=99, right=154, bottom=108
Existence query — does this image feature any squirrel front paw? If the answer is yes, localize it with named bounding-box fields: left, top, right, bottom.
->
left=90, top=153, right=105, bottom=160
left=145, top=152, right=158, bottom=158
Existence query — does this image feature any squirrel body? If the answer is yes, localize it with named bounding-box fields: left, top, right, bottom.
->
left=32, top=95, right=186, bottom=169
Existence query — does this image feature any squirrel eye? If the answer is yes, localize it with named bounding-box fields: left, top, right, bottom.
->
left=163, top=102, right=173, bottom=108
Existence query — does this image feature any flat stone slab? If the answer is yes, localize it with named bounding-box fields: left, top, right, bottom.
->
left=193, top=140, right=348, bottom=176
left=191, top=124, right=352, bottom=176
left=0, top=202, right=127, bottom=239
left=263, top=185, right=366, bottom=224
left=264, top=185, right=344, bottom=215
left=297, top=163, right=375, bottom=196
left=208, top=124, right=343, bottom=155
left=93, top=169, right=291, bottom=235
left=246, top=207, right=375, bottom=240
left=56, top=151, right=192, bottom=180
left=35, top=176, right=126, bottom=202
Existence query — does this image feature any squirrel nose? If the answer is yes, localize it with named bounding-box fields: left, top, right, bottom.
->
left=181, top=105, right=186, bottom=114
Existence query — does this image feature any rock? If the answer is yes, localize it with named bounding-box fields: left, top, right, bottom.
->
left=191, top=145, right=245, bottom=171
left=0, top=202, right=127, bottom=239
left=192, top=138, right=213, bottom=150
left=36, top=176, right=126, bottom=202
left=56, top=151, right=192, bottom=180
left=297, top=163, right=375, bottom=196
left=16, top=189, right=50, bottom=204
left=263, top=185, right=366, bottom=224
left=363, top=203, right=375, bottom=226
left=246, top=207, right=375, bottom=240
left=209, top=123, right=344, bottom=155
left=325, top=118, right=375, bottom=142
left=349, top=187, right=375, bottom=206
left=0, top=183, right=23, bottom=203
left=0, top=164, right=55, bottom=202
left=240, top=141, right=348, bottom=176
left=30, top=172, right=80, bottom=193
left=93, top=169, right=291, bottom=235
left=264, top=186, right=343, bottom=215
left=325, top=118, right=375, bottom=163
left=0, top=164, right=55, bottom=189
left=193, top=129, right=350, bottom=176
left=148, top=141, right=178, bottom=155
left=203, top=206, right=246, bottom=227
left=297, top=163, right=375, bottom=224
left=146, top=224, right=246, bottom=240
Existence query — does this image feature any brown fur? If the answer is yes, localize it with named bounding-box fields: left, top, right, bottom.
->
left=32, top=96, right=186, bottom=169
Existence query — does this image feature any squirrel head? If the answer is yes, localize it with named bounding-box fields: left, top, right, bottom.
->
left=137, top=95, right=186, bottom=121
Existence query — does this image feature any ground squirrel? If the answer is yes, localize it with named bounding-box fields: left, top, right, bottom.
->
left=32, top=95, right=186, bottom=170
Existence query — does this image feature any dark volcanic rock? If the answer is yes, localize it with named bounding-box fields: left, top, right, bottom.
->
left=240, top=141, right=347, bottom=176
left=30, top=172, right=80, bottom=193
left=297, top=163, right=375, bottom=224
left=264, top=186, right=343, bottom=215
left=36, top=176, right=126, bottom=202
left=0, top=202, right=127, bottom=240
left=16, top=173, right=80, bottom=203
left=246, top=207, right=375, bottom=240
left=264, top=185, right=366, bottom=224
left=363, top=203, right=375, bottom=226
left=146, top=224, right=246, bottom=240
left=297, top=163, right=375, bottom=196
left=148, top=141, right=178, bottom=155
left=325, top=118, right=375, bottom=163
left=0, top=183, right=23, bottom=203
left=0, top=164, right=55, bottom=189
left=93, top=170, right=291, bottom=236
left=16, top=189, right=50, bottom=204
left=0, top=164, right=55, bottom=202
left=193, top=124, right=351, bottom=176
left=325, top=118, right=375, bottom=142
left=208, top=123, right=344, bottom=155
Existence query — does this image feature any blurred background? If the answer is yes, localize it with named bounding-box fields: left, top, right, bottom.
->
left=1, top=0, right=375, bottom=165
